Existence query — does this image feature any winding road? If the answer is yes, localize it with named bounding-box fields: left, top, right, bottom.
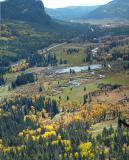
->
left=47, top=42, right=66, bottom=51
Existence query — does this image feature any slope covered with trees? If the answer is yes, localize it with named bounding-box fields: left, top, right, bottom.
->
left=0, top=94, right=129, bottom=159
left=1, top=0, right=52, bottom=26
left=0, top=0, right=103, bottom=73
left=86, top=0, right=129, bottom=20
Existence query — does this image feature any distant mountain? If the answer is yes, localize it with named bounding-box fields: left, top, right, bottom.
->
left=1, top=0, right=98, bottom=31
left=1, top=0, right=52, bottom=26
left=0, top=0, right=101, bottom=60
left=86, top=0, right=129, bottom=19
left=45, top=6, right=99, bottom=21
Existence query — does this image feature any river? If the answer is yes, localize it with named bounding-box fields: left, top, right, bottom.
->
left=55, top=64, right=102, bottom=74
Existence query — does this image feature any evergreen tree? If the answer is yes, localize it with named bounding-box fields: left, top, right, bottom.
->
left=0, top=74, right=5, bottom=86
left=83, top=94, right=88, bottom=104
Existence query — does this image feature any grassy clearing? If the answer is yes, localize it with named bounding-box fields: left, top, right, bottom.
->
left=4, top=72, right=18, bottom=83
left=98, top=71, right=129, bottom=85
left=54, top=82, right=98, bottom=102
left=72, top=19, right=129, bottom=25
left=57, top=52, right=86, bottom=65
left=91, top=120, right=117, bottom=137
left=52, top=42, right=95, bottom=65
left=54, top=71, right=129, bottom=102
left=0, top=85, right=12, bottom=98
left=0, top=68, right=34, bottom=97
left=1, top=67, right=129, bottom=102
left=0, top=50, right=17, bottom=57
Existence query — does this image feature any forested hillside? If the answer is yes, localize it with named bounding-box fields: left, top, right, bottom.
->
left=0, top=0, right=102, bottom=69
left=2, top=0, right=52, bottom=25
left=86, top=0, right=129, bottom=19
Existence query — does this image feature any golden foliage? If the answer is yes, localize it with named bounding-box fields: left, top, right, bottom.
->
left=9, top=61, right=29, bottom=73
left=45, top=125, right=54, bottom=131
left=78, top=142, right=94, bottom=159
left=42, top=131, right=56, bottom=138
left=61, top=140, right=72, bottom=152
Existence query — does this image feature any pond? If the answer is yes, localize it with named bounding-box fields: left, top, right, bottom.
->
left=55, top=64, right=102, bottom=74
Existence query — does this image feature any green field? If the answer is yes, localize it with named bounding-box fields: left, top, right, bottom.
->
left=91, top=119, right=117, bottom=137
left=54, top=71, right=129, bottom=102
left=52, top=43, right=95, bottom=65
left=1, top=66, right=129, bottom=102
left=98, top=72, right=129, bottom=85
left=71, top=19, right=129, bottom=26
left=54, top=82, right=98, bottom=102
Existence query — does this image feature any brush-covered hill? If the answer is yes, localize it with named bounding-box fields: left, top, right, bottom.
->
left=86, top=0, right=129, bottom=20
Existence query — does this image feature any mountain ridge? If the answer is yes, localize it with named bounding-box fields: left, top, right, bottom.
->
left=1, top=0, right=53, bottom=26
left=85, top=0, right=129, bottom=19
left=45, top=6, right=99, bottom=21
